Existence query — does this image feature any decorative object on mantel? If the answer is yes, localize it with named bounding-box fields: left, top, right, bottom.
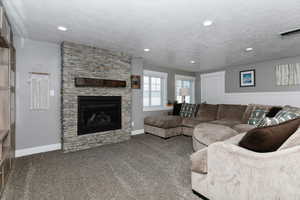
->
left=131, top=75, right=141, bottom=89
left=240, top=69, right=256, bottom=87
left=75, top=77, right=126, bottom=88
left=275, top=63, right=300, bottom=86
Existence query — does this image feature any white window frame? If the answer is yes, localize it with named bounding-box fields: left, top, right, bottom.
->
left=175, top=74, right=196, bottom=104
left=143, top=70, right=168, bottom=111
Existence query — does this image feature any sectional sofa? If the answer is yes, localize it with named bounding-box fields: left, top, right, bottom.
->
left=145, top=103, right=300, bottom=199
left=144, top=103, right=272, bottom=150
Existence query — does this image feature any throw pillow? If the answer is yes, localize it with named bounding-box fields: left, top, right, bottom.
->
left=179, top=103, right=198, bottom=118
left=238, top=118, right=300, bottom=152
left=258, top=117, right=280, bottom=127
left=173, top=103, right=182, bottom=116
left=275, top=106, right=300, bottom=123
left=266, top=107, right=282, bottom=118
left=247, top=109, right=268, bottom=126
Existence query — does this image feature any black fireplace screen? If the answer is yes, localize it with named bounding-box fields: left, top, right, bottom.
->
left=77, top=96, right=121, bottom=135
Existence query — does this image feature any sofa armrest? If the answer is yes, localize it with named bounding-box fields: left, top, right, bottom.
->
left=191, top=148, right=207, bottom=174
left=206, top=142, right=300, bottom=199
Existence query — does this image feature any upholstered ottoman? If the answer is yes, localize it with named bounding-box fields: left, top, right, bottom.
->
left=144, top=115, right=182, bottom=138
left=193, top=123, right=240, bottom=151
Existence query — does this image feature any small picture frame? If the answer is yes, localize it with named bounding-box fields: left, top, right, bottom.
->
left=131, top=75, right=141, bottom=89
left=240, top=69, right=255, bottom=87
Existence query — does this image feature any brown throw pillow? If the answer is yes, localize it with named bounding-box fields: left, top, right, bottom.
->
left=266, top=107, right=282, bottom=118
left=238, top=118, right=300, bottom=152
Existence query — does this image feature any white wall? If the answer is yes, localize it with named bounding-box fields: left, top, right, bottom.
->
left=226, top=56, right=300, bottom=93
left=131, top=58, right=144, bottom=132
left=201, top=71, right=300, bottom=107
left=15, top=37, right=61, bottom=151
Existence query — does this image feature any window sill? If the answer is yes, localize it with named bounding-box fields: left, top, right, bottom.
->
left=143, top=106, right=173, bottom=112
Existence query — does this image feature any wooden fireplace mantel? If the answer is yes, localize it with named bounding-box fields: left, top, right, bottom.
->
left=75, top=77, right=127, bottom=88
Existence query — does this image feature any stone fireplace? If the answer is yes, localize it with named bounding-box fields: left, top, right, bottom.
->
left=77, top=96, right=122, bottom=135
left=61, top=42, right=132, bottom=152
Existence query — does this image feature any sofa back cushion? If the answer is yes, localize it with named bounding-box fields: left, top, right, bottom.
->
left=238, top=118, right=300, bottom=152
left=195, top=103, right=218, bottom=121
left=179, top=103, right=198, bottom=118
left=217, top=104, right=247, bottom=121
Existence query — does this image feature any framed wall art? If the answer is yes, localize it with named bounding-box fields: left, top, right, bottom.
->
left=240, top=69, right=255, bottom=87
left=131, top=75, right=141, bottom=89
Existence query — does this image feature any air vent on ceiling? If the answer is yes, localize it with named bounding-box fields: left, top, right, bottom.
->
left=280, top=28, right=300, bottom=37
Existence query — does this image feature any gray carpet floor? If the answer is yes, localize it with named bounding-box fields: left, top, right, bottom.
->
left=2, top=134, right=204, bottom=200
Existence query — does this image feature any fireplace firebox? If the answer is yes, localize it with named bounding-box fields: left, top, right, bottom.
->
left=77, top=96, right=121, bottom=135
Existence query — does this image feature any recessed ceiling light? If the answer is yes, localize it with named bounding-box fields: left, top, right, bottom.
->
left=57, top=26, right=68, bottom=31
left=203, top=20, right=213, bottom=27
left=144, top=48, right=150, bottom=52
left=245, top=47, right=254, bottom=52
left=190, top=60, right=196, bottom=64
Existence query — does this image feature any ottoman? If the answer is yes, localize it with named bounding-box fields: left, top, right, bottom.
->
left=144, top=115, right=182, bottom=138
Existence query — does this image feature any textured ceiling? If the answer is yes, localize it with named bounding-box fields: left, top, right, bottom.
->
left=4, top=0, right=300, bottom=72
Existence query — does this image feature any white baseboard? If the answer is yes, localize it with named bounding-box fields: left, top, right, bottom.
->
left=16, top=143, right=61, bottom=158
left=16, top=130, right=145, bottom=157
left=131, top=129, right=144, bottom=135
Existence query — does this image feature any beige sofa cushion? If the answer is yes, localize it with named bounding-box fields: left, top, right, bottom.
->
left=196, top=103, right=218, bottom=121
left=224, top=132, right=246, bottom=145
left=278, top=127, right=300, bottom=150
left=210, top=120, right=241, bottom=128
left=182, top=118, right=204, bottom=128
left=232, top=124, right=255, bottom=133
left=144, top=115, right=182, bottom=129
left=191, top=148, right=207, bottom=174
left=193, top=123, right=240, bottom=146
left=217, top=104, right=247, bottom=121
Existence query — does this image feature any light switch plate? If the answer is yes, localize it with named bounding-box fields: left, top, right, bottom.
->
left=50, top=90, right=55, bottom=96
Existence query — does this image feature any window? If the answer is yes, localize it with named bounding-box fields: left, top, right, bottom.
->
left=143, top=70, right=168, bottom=110
left=175, top=75, right=195, bottom=103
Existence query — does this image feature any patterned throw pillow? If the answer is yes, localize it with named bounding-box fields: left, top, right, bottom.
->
left=259, top=106, right=300, bottom=127
left=247, top=109, right=268, bottom=126
left=258, top=117, right=280, bottom=127
left=275, top=106, right=300, bottom=123
left=179, top=103, right=198, bottom=118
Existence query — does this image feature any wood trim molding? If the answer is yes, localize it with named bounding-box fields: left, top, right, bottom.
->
left=15, top=143, right=61, bottom=157
left=131, top=129, right=144, bottom=135
left=75, top=77, right=126, bottom=88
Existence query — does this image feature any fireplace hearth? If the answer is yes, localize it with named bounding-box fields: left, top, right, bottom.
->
left=78, top=96, right=122, bottom=135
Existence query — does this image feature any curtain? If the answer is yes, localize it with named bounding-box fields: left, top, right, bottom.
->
left=275, top=63, right=300, bottom=86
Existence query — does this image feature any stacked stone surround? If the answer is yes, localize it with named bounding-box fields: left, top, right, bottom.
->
left=61, top=41, right=132, bottom=152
